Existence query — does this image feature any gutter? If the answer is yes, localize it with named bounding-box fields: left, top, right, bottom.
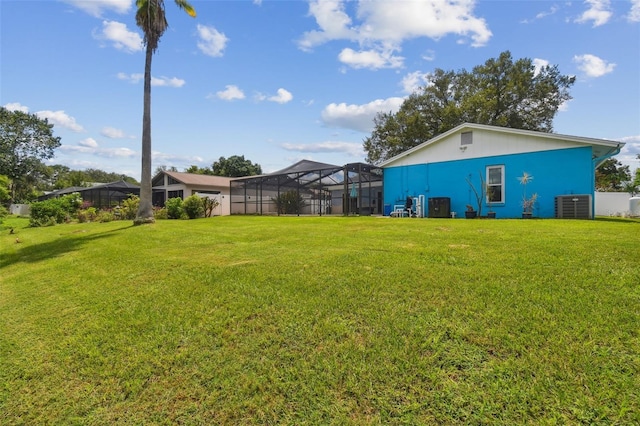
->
left=592, top=143, right=624, bottom=169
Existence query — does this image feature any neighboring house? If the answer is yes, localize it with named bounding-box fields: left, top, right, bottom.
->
left=152, top=171, right=233, bottom=216
left=37, top=180, right=140, bottom=209
left=380, top=123, right=624, bottom=219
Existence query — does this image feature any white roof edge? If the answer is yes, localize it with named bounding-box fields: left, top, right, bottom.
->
left=379, top=123, right=624, bottom=167
left=159, top=170, right=233, bottom=185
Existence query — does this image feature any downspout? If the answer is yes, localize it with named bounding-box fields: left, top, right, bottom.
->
left=591, top=143, right=624, bottom=219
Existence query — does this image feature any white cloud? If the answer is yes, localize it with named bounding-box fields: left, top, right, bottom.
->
left=297, top=0, right=356, bottom=51
left=79, top=138, right=99, bottom=148
left=558, top=99, right=571, bottom=112
left=630, top=0, right=640, bottom=21
left=355, top=1, right=492, bottom=46
left=35, top=110, right=85, bottom=132
left=338, top=47, right=403, bottom=69
left=421, top=49, right=435, bottom=62
left=281, top=141, right=364, bottom=157
left=214, top=85, right=246, bottom=101
left=536, top=5, right=559, bottom=20
left=575, top=0, right=612, bottom=27
left=117, top=72, right=142, bottom=83
left=197, top=24, right=228, bottom=57
left=298, top=0, right=491, bottom=69
left=101, top=127, right=126, bottom=138
left=573, top=54, right=616, bottom=77
left=59, top=143, right=137, bottom=158
left=94, top=20, right=142, bottom=53
left=268, top=88, right=293, bottom=104
left=321, top=97, right=404, bottom=133
left=617, top=135, right=640, bottom=170
left=401, top=71, right=431, bottom=94
left=63, top=0, right=132, bottom=18
left=3, top=102, right=29, bottom=113
left=3, top=103, right=86, bottom=133
left=152, top=151, right=204, bottom=164
left=117, top=73, right=185, bottom=87
left=532, top=58, right=550, bottom=76
left=151, top=76, right=186, bottom=88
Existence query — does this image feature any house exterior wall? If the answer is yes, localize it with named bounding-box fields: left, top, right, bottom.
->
left=386, top=128, right=588, bottom=168
left=190, top=187, right=230, bottom=216
left=384, top=146, right=594, bottom=218
left=152, top=174, right=232, bottom=216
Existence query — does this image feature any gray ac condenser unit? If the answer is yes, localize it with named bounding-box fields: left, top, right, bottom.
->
left=555, top=194, right=592, bottom=219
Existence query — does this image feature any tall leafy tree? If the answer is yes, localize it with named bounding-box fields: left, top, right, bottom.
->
left=184, top=165, right=212, bottom=175
left=596, top=158, right=631, bottom=191
left=212, top=155, right=262, bottom=177
left=134, top=0, right=196, bottom=224
left=0, top=107, right=61, bottom=203
left=154, top=165, right=179, bottom=176
left=364, top=51, right=575, bottom=164
left=43, top=165, right=139, bottom=189
left=0, top=175, right=11, bottom=206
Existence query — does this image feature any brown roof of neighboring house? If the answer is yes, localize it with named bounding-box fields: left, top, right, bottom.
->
left=162, top=171, right=232, bottom=187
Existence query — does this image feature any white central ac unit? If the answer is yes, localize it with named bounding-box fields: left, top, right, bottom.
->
left=555, top=194, right=592, bottom=219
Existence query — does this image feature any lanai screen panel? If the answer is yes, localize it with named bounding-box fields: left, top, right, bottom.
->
left=230, top=161, right=382, bottom=216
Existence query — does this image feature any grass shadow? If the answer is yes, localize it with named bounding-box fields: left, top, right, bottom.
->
left=594, top=217, right=640, bottom=224
left=0, top=224, right=135, bottom=269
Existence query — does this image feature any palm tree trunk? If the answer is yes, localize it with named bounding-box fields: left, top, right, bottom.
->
left=135, top=43, right=156, bottom=224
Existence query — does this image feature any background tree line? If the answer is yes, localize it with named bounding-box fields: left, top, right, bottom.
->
left=3, top=49, right=638, bottom=209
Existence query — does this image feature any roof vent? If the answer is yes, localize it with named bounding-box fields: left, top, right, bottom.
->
left=461, top=131, right=473, bottom=145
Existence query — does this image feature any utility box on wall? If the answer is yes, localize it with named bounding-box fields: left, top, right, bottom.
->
left=428, top=197, right=451, bottom=218
left=555, top=194, right=592, bottom=219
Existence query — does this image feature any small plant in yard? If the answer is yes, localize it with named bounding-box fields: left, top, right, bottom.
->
left=465, top=204, right=477, bottom=218
left=272, top=190, right=307, bottom=214
left=98, top=210, right=115, bottom=222
left=154, top=206, right=168, bottom=220
left=465, top=172, right=486, bottom=217
left=165, top=197, right=185, bottom=219
left=29, top=192, right=82, bottom=226
left=202, top=196, right=220, bottom=217
left=119, top=195, right=140, bottom=220
left=522, top=192, right=538, bottom=214
left=518, top=172, right=537, bottom=217
left=183, top=195, right=205, bottom=219
left=77, top=207, right=98, bottom=223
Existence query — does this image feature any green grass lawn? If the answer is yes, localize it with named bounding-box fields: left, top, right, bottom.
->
left=1, top=215, right=639, bottom=424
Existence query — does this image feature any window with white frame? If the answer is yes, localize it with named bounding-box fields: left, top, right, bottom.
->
left=486, top=165, right=504, bottom=203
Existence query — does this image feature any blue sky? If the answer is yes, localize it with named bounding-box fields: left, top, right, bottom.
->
left=1, top=0, right=639, bottom=179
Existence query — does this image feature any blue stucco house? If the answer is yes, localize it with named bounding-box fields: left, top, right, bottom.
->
left=380, top=123, right=624, bottom=219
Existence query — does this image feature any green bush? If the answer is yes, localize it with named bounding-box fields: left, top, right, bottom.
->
left=272, top=190, right=307, bottom=214
left=119, top=195, right=139, bottom=220
left=0, top=205, right=8, bottom=219
left=29, top=193, right=83, bottom=227
left=98, top=211, right=115, bottom=222
left=154, top=207, right=168, bottom=220
left=165, top=197, right=184, bottom=219
left=183, top=195, right=205, bottom=219
left=77, top=207, right=98, bottom=223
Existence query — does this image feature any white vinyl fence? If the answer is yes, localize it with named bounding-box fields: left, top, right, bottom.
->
left=594, top=192, right=634, bottom=217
